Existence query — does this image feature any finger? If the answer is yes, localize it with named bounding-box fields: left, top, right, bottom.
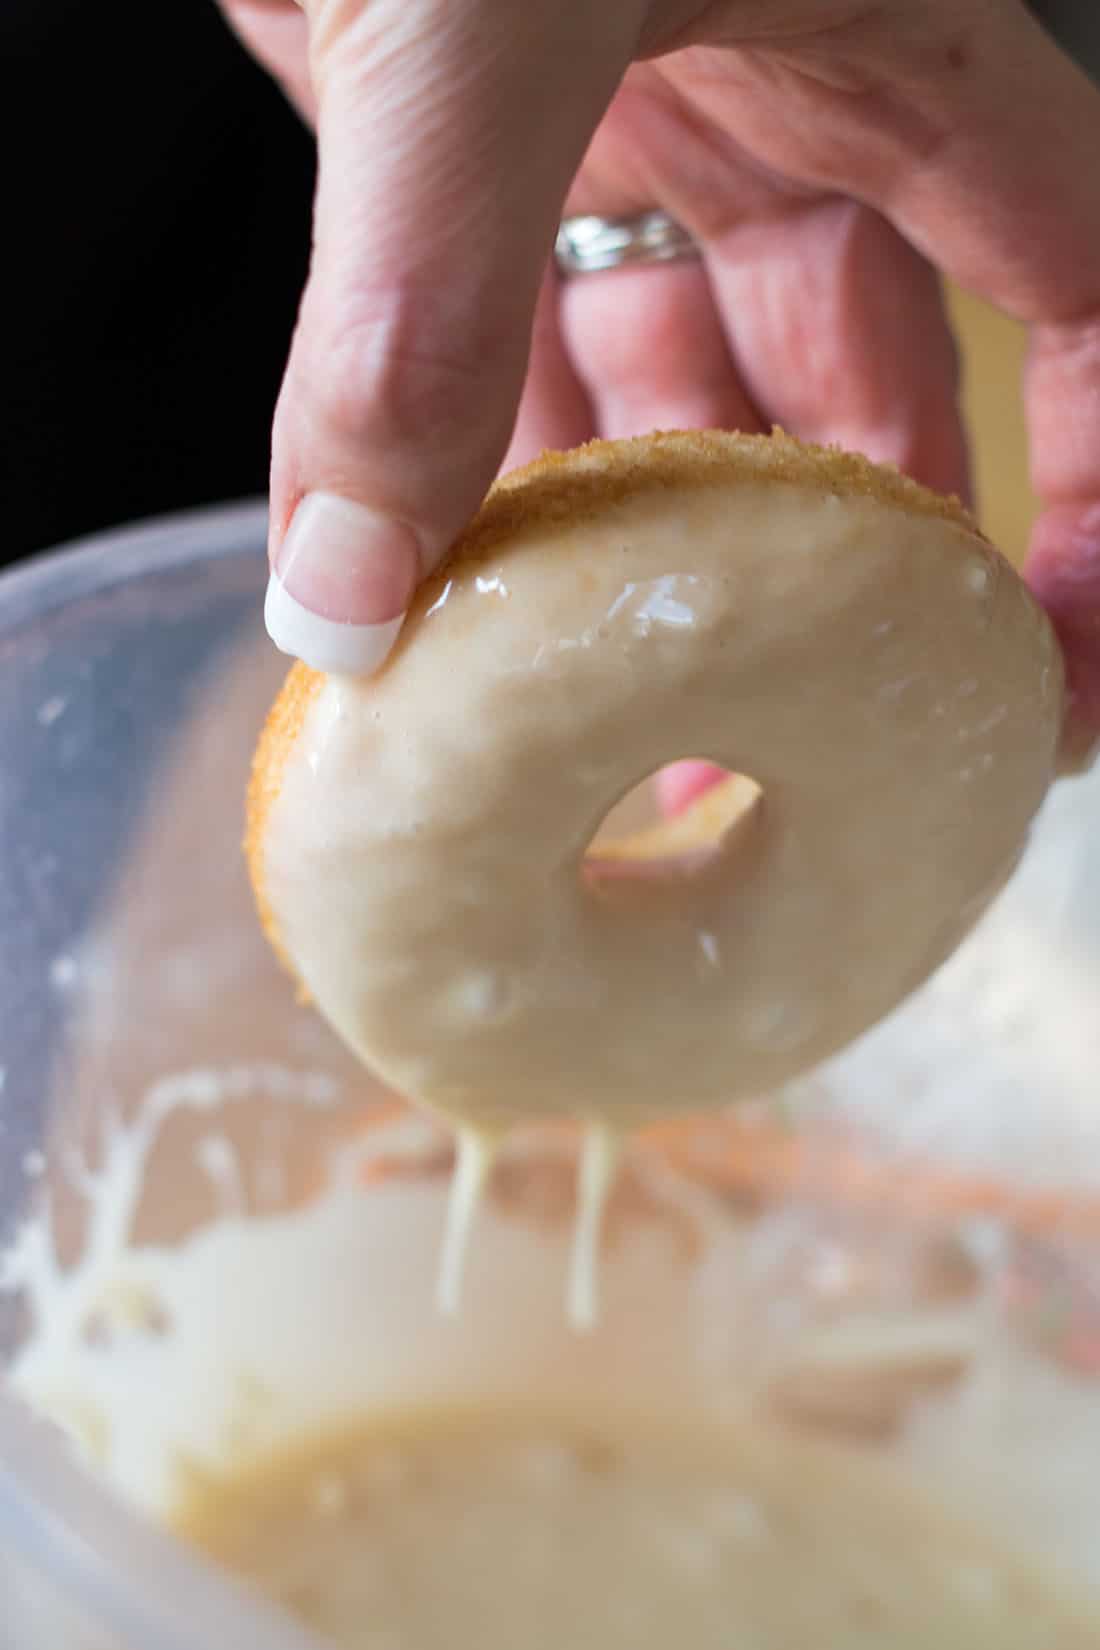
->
left=559, top=258, right=764, bottom=439
left=677, top=1, right=1100, bottom=331
left=500, top=270, right=594, bottom=475
left=1023, top=324, right=1100, bottom=740
left=218, top=1, right=316, bottom=121
left=705, top=198, right=970, bottom=501
left=803, top=0, right=1100, bottom=726
left=658, top=203, right=967, bottom=822
left=557, top=252, right=763, bottom=822
left=656, top=761, right=728, bottom=817
left=687, top=1, right=1100, bottom=727
left=265, top=0, right=642, bottom=675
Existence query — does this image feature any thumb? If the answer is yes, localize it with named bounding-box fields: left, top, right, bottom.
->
left=265, top=0, right=641, bottom=674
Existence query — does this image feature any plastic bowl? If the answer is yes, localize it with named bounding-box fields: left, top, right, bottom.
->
left=2, top=504, right=1100, bottom=1647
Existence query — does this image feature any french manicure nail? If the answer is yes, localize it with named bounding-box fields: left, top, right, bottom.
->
left=264, top=492, right=420, bottom=676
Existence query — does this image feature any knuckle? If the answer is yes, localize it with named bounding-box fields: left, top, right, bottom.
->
left=302, top=285, right=494, bottom=453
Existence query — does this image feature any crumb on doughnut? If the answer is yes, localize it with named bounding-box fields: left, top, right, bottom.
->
left=439, top=427, right=979, bottom=576
left=246, top=660, right=323, bottom=989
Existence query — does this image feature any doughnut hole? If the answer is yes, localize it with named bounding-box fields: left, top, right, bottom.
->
left=584, top=765, right=762, bottom=884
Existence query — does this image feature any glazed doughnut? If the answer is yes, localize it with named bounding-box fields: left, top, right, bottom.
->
left=247, top=431, right=1062, bottom=1132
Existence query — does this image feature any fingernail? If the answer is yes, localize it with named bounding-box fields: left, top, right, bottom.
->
left=656, top=761, right=728, bottom=818
left=264, top=492, right=420, bottom=675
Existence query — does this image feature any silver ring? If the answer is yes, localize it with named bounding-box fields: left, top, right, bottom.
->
left=555, top=211, right=700, bottom=276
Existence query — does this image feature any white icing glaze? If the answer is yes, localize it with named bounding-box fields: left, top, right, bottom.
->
left=436, top=1124, right=497, bottom=1317
left=5, top=1054, right=1100, bottom=1592
left=567, top=1123, right=621, bottom=1331
left=2, top=1078, right=722, bottom=1514
left=258, top=453, right=1061, bottom=1130
left=181, top=1406, right=1100, bottom=1649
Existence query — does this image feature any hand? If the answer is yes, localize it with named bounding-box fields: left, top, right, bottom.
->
left=221, top=0, right=1100, bottom=749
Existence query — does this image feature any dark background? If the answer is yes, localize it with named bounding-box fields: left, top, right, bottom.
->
left=4, top=0, right=314, bottom=568
left=3, top=0, right=1097, bottom=573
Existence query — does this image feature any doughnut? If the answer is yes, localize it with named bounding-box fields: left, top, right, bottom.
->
left=247, top=431, right=1061, bottom=1142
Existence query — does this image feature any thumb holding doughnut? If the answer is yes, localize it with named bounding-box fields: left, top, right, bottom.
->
left=263, top=0, right=643, bottom=675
